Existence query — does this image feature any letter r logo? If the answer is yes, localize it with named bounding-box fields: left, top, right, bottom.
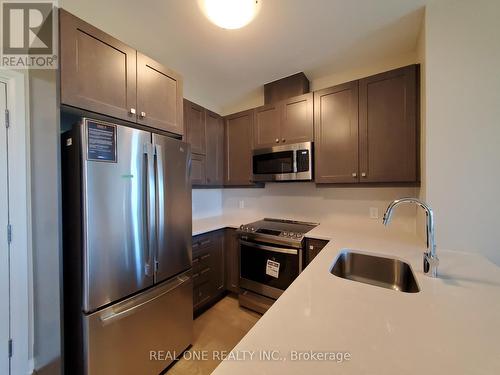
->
left=2, top=2, right=54, bottom=54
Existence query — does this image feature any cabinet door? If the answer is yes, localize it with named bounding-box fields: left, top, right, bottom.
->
left=254, top=104, right=281, bottom=149
left=59, top=9, right=137, bottom=122
left=359, top=65, right=418, bottom=182
left=224, top=110, right=254, bottom=186
left=191, top=154, right=206, bottom=185
left=224, top=229, right=239, bottom=293
left=314, top=81, right=359, bottom=183
left=305, top=238, right=329, bottom=267
left=137, top=53, right=184, bottom=135
left=184, top=100, right=206, bottom=155
left=210, top=232, right=225, bottom=294
left=281, top=93, right=313, bottom=145
left=205, top=110, right=224, bottom=186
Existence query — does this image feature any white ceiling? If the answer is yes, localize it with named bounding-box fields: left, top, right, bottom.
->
left=60, top=0, right=426, bottom=113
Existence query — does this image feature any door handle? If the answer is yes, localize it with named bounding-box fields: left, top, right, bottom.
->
left=144, top=143, right=156, bottom=277
left=100, top=274, right=191, bottom=325
left=155, top=143, right=165, bottom=273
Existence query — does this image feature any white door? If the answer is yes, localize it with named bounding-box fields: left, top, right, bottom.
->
left=0, top=81, right=11, bottom=375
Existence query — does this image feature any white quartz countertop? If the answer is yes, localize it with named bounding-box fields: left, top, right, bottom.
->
left=198, top=215, right=500, bottom=375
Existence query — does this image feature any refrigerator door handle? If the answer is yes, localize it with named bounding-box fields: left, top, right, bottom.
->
left=99, top=275, right=191, bottom=325
left=144, top=143, right=156, bottom=277
left=155, top=143, right=165, bottom=275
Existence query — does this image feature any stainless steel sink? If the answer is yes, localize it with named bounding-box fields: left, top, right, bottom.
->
left=330, top=250, right=420, bottom=293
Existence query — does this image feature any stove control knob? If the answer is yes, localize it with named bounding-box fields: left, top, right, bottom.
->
left=250, top=227, right=255, bottom=232
left=284, top=232, right=289, bottom=237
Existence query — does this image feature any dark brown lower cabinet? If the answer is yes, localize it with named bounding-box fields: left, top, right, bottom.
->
left=304, top=238, right=330, bottom=267
left=224, top=228, right=240, bottom=294
left=192, top=230, right=225, bottom=313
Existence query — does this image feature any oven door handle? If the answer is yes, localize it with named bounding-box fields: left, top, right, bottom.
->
left=240, top=240, right=298, bottom=255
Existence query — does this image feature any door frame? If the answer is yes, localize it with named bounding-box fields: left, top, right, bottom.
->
left=0, top=69, right=32, bottom=375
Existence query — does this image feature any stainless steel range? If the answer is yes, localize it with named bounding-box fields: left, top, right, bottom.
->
left=238, top=218, right=318, bottom=302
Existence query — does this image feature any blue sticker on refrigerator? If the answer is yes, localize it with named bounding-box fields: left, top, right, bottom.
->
left=87, top=121, right=117, bottom=162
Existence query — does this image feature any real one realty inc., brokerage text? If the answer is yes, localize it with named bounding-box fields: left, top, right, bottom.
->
left=150, top=349, right=352, bottom=363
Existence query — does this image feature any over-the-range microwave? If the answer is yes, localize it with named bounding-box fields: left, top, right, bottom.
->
left=252, top=141, right=313, bottom=182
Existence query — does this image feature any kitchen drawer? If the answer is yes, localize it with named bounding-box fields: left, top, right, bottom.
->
left=193, top=281, right=211, bottom=308
left=192, top=266, right=211, bottom=287
left=193, top=251, right=211, bottom=275
left=192, top=230, right=225, bottom=313
left=192, top=233, right=213, bottom=255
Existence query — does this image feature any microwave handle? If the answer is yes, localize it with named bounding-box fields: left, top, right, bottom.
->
left=293, top=150, right=298, bottom=173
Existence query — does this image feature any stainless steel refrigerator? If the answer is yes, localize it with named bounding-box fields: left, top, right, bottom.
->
left=61, top=118, right=193, bottom=375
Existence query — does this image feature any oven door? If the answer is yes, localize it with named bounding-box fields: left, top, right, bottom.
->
left=239, top=240, right=301, bottom=299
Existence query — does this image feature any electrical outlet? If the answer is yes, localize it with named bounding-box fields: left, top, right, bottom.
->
left=369, top=207, right=379, bottom=219
left=238, top=200, right=245, bottom=209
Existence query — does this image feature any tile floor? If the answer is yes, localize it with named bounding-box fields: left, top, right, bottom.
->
left=167, top=294, right=261, bottom=375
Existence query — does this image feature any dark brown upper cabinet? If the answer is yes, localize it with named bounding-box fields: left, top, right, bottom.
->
left=254, top=103, right=281, bottom=148
left=184, top=100, right=224, bottom=187
left=314, top=81, right=359, bottom=183
left=184, top=99, right=206, bottom=155
left=191, top=154, right=206, bottom=185
left=224, top=109, right=254, bottom=186
left=205, top=110, right=224, bottom=186
left=59, top=9, right=183, bottom=135
left=359, top=65, right=418, bottom=183
left=315, top=65, right=419, bottom=184
left=59, top=9, right=137, bottom=123
left=137, top=53, right=183, bottom=135
left=264, top=72, right=310, bottom=104
left=281, top=93, right=314, bottom=144
left=253, top=93, right=313, bottom=149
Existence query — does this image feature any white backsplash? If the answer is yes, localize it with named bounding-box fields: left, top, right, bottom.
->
left=221, top=183, right=419, bottom=234
left=193, top=183, right=419, bottom=234
left=192, top=189, right=223, bottom=219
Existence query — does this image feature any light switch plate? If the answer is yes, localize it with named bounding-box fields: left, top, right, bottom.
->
left=369, top=207, right=379, bottom=219
left=238, top=200, right=245, bottom=209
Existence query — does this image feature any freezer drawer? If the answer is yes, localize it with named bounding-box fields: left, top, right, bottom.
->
left=83, top=271, right=193, bottom=375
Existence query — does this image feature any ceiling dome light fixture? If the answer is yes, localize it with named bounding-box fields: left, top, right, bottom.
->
left=198, top=0, right=262, bottom=30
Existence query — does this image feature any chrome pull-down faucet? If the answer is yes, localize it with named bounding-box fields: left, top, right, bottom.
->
left=382, top=198, right=439, bottom=278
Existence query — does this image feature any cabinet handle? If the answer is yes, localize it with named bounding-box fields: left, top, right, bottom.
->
left=281, top=138, right=286, bottom=143
left=140, top=111, right=146, bottom=118
left=309, top=245, right=314, bottom=250
left=352, top=172, right=357, bottom=177
left=200, top=267, right=210, bottom=275
left=201, top=253, right=211, bottom=260
left=275, top=138, right=279, bottom=143
left=129, top=108, right=136, bottom=115
left=361, top=172, right=367, bottom=177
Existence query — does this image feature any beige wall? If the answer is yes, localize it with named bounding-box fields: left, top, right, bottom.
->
left=424, top=0, right=500, bottom=264
left=221, top=51, right=418, bottom=115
